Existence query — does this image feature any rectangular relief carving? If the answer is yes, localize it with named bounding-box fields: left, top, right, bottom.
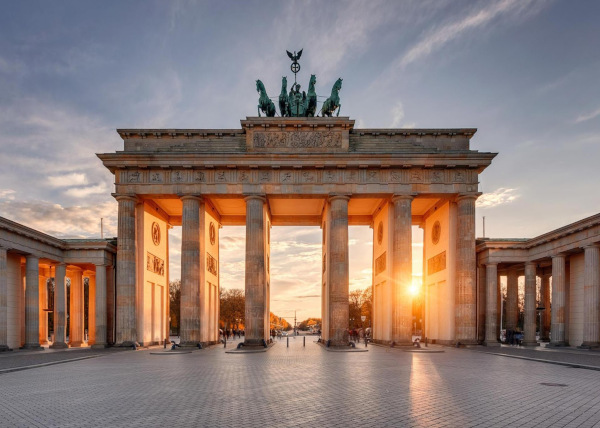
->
left=427, top=251, right=446, bottom=275
left=150, top=171, right=164, bottom=183
left=253, top=131, right=342, bottom=149
left=375, top=252, right=387, bottom=275
left=207, top=252, right=218, bottom=276
left=171, top=170, right=186, bottom=183
left=146, top=252, right=165, bottom=276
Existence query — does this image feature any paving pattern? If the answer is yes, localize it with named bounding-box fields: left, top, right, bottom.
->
left=1, top=336, right=600, bottom=427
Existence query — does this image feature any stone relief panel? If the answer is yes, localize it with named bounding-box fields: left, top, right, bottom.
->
left=146, top=252, right=165, bottom=276
left=253, top=131, right=342, bottom=149
left=375, top=252, right=387, bottom=276
left=150, top=171, right=164, bottom=183
left=128, top=171, right=142, bottom=183
left=323, top=170, right=338, bottom=183
left=427, top=251, right=446, bottom=275
left=301, top=170, right=316, bottom=183
left=215, top=170, right=228, bottom=182
left=171, top=170, right=186, bottom=183
left=207, top=252, right=218, bottom=276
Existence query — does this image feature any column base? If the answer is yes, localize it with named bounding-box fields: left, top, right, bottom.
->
left=548, top=341, right=568, bottom=347
left=50, top=342, right=69, bottom=349
left=483, top=341, right=501, bottom=347
left=578, top=342, right=600, bottom=349
left=0, top=345, right=13, bottom=352
left=243, top=339, right=269, bottom=348
left=20, top=344, right=44, bottom=350
left=117, top=341, right=140, bottom=348
left=522, top=340, right=540, bottom=347
left=91, top=343, right=108, bottom=349
left=539, top=336, right=550, bottom=342
left=179, top=341, right=203, bottom=348
left=69, top=341, right=84, bottom=348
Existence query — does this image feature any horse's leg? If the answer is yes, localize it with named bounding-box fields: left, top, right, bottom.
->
left=258, top=105, right=261, bottom=117
left=337, top=104, right=341, bottom=117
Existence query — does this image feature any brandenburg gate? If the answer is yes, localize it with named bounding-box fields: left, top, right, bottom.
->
left=98, top=116, right=496, bottom=348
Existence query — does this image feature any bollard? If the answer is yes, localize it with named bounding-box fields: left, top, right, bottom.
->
left=224, top=337, right=227, bottom=348
left=303, top=336, right=305, bottom=347
left=425, top=337, right=428, bottom=347
left=365, top=336, right=368, bottom=348
left=287, top=336, right=289, bottom=347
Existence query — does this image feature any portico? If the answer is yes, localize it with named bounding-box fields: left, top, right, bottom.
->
left=98, top=116, right=495, bottom=347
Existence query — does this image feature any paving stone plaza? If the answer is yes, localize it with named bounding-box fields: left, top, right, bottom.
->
left=2, top=339, right=600, bottom=427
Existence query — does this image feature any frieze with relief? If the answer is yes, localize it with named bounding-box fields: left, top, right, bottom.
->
left=146, top=252, right=165, bottom=276
left=253, top=131, right=342, bottom=149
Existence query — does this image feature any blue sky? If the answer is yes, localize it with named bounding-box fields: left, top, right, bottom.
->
left=1, top=0, right=599, bottom=320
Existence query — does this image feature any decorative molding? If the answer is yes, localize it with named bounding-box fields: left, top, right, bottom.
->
left=207, top=252, right=218, bottom=276
left=252, top=131, right=342, bottom=149
left=146, top=252, right=165, bottom=276
left=427, top=251, right=446, bottom=275
left=375, top=252, right=387, bottom=275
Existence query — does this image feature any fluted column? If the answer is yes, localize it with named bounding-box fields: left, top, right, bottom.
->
left=115, top=195, right=137, bottom=346
left=180, top=195, right=202, bottom=346
left=484, top=263, right=500, bottom=346
left=23, top=255, right=42, bottom=349
left=582, top=245, right=600, bottom=348
left=38, top=271, right=48, bottom=345
left=522, top=262, right=539, bottom=346
left=87, top=272, right=96, bottom=343
left=69, top=269, right=84, bottom=347
left=392, top=194, right=413, bottom=345
left=244, top=195, right=268, bottom=346
left=0, top=247, right=9, bottom=351
left=539, top=273, right=550, bottom=341
left=92, top=264, right=108, bottom=348
left=50, top=263, right=68, bottom=348
left=505, top=269, right=518, bottom=332
left=456, top=194, right=478, bottom=344
left=550, top=254, right=567, bottom=346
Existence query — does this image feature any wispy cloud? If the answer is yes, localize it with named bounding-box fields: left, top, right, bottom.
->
left=477, top=187, right=520, bottom=208
left=390, top=102, right=405, bottom=128
left=48, top=173, right=88, bottom=188
left=399, top=0, right=549, bottom=68
left=574, top=107, right=600, bottom=124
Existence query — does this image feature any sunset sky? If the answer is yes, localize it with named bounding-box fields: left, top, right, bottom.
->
left=1, top=1, right=599, bottom=322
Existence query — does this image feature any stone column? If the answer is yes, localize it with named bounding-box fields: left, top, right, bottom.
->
left=244, top=195, right=268, bottom=346
left=550, top=254, right=567, bottom=346
left=484, top=263, right=500, bottom=346
left=87, top=272, right=96, bottom=343
left=392, top=195, right=413, bottom=345
left=50, top=263, right=68, bottom=348
left=582, top=245, right=600, bottom=348
left=92, top=264, right=108, bottom=348
left=0, top=247, right=9, bottom=351
left=23, top=255, right=42, bottom=349
left=522, top=262, right=539, bottom=346
left=455, top=194, right=478, bottom=344
left=38, top=270, right=48, bottom=345
left=180, top=195, right=202, bottom=346
left=69, top=269, right=84, bottom=347
left=115, top=195, right=137, bottom=346
left=478, top=264, right=487, bottom=343
left=505, top=269, right=518, bottom=332
left=539, top=273, right=551, bottom=341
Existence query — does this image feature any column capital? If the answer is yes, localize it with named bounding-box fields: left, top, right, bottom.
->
left=25, top=254, right=39, bottom=261
left=94, top=263, right=108, bottom=268
left=455, top=192, right=481, bottom=202
left=179, top=194, right=203, bottom=202
left=391, top=194, right=415, bottom=203
left=551, top=253, right=566, bottom=260
left=524, top=261, right=537, bottom=268
left=485, top=262, right=498, bottom=267
left=583, top=244, right=600, bottom=250
left=112, top=193, right=138, bottom=203
left=244, top=194, right=266, bottom=203
left=328, top=194, right=350, bottom=203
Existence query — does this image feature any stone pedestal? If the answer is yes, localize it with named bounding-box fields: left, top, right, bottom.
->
left=50, top=263, right=68, bottom=349
left=115, top=195, right=138, bottom=346
left=550, top=255, right=567, bottom=346
left=581, top=245, right=600, bottom=348
left=522, top=262, right=539, bottom=347
left=244, top=195, right=269, bottom=347
left=92, top=264, right=108, bottom=349
left=484, top=263, right=500, bottom=346
left=455, top=194, right=478, bottom=344
left=180, top=195, right=202, bottom=347
left=392, top=195, right=413, bottom=345
left=23, top=255, right=42, bottom=350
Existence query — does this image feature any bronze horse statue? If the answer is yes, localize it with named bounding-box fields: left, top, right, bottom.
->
left=306, top=74, right=317, bottom=117
left=321, top=78, right=342, bottom=117
left=256, top=79, right=276, bottom=117
left=279, top=76, right=291, bottom=117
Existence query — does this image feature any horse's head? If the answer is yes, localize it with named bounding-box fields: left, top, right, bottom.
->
left=281, top=76, right=287, bottom=90
left=335, top=78, right=343, bottom=90
left=309, top=74, right=316, bottom=87
left=256, top=79, right=264, bottom=92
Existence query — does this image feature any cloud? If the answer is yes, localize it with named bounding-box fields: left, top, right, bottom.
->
left=0, top=196, right=117, bottom=238
left=64, top=184, right=108, bottom=198
left=574, top=107, right=600, bottom=124
left=0, top=189, right=16, bottom=200
left=477, top=187, right=520, bottom=208
left=390, top=102, right=405, bottom=128
left=47, top=173, right=88, bottom=188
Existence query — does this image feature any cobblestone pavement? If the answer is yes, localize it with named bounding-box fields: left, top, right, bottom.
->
left=1, top=337, right=600, bottom=427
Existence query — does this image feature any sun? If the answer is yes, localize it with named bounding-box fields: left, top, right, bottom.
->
left=408, top=279, right=421, bottom=297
